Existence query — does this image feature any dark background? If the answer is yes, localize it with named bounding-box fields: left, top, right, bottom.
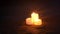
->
left=1, top=0, right=60, bottom=34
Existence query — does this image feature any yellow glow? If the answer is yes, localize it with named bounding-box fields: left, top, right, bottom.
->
left=26, top=12, right=42, bottom=25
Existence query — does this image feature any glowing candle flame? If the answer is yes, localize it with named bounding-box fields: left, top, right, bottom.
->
left=26, top=12, right=42, bottom=25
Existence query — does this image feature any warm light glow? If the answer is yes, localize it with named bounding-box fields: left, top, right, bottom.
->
left=26, top=12, right=42, bottom=25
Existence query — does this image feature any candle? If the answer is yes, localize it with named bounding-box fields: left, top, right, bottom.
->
left=26, top=12, right=42, bottom=26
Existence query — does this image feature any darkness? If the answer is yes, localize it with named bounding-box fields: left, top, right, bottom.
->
left=1, top=0, right=60, bottom=34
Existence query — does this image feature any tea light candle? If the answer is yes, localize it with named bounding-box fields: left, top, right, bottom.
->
left=26, top=12, right=42, bottom=26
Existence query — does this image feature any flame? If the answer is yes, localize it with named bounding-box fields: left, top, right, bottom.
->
left=31, top=12, right=39, bottom=22
left=26, top=12, right=42, bottom=25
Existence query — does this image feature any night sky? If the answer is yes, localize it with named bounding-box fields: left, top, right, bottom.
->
left=1, top=0, right=60, bottom=34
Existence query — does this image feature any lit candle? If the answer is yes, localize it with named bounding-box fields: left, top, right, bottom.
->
left=26, top=12, right=42, bottom=26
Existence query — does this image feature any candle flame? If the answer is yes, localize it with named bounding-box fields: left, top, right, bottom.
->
left=31, top=12, right=39, bottom=22
left=26, top=12, right=42, bottom=25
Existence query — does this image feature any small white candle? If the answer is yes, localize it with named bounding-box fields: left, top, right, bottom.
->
left=26, top=12, right=42, bottom=25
